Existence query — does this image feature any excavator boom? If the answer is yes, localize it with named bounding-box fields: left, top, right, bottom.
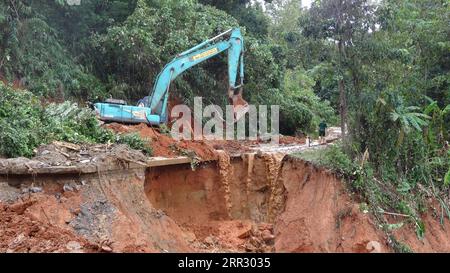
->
left=94, top=28, right=248, bottom=125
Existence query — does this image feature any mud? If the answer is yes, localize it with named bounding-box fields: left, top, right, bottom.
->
left=145, top=154, right=282, bottom=252
left=261, top=153, right=285, bottom=222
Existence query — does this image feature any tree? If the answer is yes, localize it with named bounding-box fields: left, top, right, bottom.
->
left=301, top=0, right=377, bottom=143
left=199, top=0, right=272, bottom=38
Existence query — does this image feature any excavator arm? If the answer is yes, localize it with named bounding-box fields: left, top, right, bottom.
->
left=146, top=28, right=247, bottom=122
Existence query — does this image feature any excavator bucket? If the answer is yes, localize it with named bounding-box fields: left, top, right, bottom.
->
left=231, top=92, right=249, bottom=122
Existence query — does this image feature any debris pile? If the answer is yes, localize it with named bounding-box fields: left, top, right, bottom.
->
left=0, top=201, right=99, bottom=253
left=0, top=142, right=148, bottom=175
left=239, top=223, right=276, bottom=253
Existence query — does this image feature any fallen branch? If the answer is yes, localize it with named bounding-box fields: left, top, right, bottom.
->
left=53, top=141, right=81, bottom=151
left=382, top=211, right=411, bottom=218
left=40, top=206, right=51, bottom=224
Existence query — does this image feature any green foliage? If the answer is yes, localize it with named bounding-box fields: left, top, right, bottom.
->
left=279, top=68, right=337, bottom=134
left=91, top=0, right=239, bottom=103
left=0, top=0, right=107, bottom=99
left=0, top=83, right=44, bottom=157
left=199, top=0, right=271, bottom=38
left=1, top=0, right=330, bottom=134
left=424, top=100, right=450, bottom=147
left=0, top=83, right=150, bottom=157
left=116, top=133, right=153, bottom=155
left=445, top=169, right=450, bottom=187
left=389, top=236, right=413, bottom=253
left=43, top=101, right=114, bottom=144
left=294, top=143, right=356, bottom=177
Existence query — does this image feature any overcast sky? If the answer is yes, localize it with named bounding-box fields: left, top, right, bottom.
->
left=255, top=0, right=313, bottom=9
left=302, top=0, right=312, bottom=8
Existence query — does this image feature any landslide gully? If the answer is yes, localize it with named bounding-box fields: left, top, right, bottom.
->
left=145, top=153, right=389, bottom=253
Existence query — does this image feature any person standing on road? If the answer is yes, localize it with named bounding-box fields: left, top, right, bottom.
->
left=318, top=120, right=327, bottom=145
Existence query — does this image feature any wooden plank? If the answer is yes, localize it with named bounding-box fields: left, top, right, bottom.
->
left=146, top=157, right=192, bottom=167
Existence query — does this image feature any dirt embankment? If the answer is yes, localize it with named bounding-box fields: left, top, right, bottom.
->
left=0, top=167, right=191, bottom=253
left=106, top=123, right=219, bottom=160
left=274, top=157, right=389, bottom=252
left=388, top=203, right=450, bottom=252
left=143, top=151, right=450, bottom=253
left=274, top=157, right=450, bottom=253
left=145, top=154, right=283, bottom=252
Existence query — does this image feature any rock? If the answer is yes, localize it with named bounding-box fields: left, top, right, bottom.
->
left=66, top=241, right=82, bottom=252
left=153, top=209, right=165, bottom=218
left=30, top=186, right=43, bottom=193
left=63, top=184, right=74, bottom=192
left=251, top=225, right=260, bottom=237
left=72, top=208, right=81, bottom=216
left=258, top=223, right=274, bottom=232
left=366, top=241, right=381, bottom=253
left=9, top=233, right=26, bottom=248
left=101, top=245, right=113, bottom=252
left=261, top=230, right=275, bottom=243
left=238, top=229, right=252, bottom=239
left=249, top=236, right=262, bottom=247
left=204, top=236, right=217, bottom=246
left=183, top=231, right=197, bottom=243
left=244, top=242, right=257, bottom=252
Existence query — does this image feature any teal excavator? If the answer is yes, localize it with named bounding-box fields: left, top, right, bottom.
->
left=94, top=28, right=248, bottom=125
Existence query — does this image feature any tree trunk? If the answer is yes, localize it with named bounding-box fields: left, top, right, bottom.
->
left=339, top=78, right=347, bottom=141
left=338, top=39, right=347, bottom=143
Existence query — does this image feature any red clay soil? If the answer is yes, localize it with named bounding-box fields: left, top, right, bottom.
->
left=182, top=220, right=275, bottom=253
left=105, top=123, right=254, bottom=160
left=274, top=157, right=450, bottom=253
left=387, top=201, right=450, bottom=252
left=0, top=200, right=98, bottom=253
left=206, top=140, right=255, bottom=155
left=279, top=135, right=306, bottom=145
left=274, top=157, right=390, bottom=253
left=1, top=170, right=192, bottom=253
left=106, top=123, right=179, bottom=157
left=105, top=122, right=306, bottom=159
